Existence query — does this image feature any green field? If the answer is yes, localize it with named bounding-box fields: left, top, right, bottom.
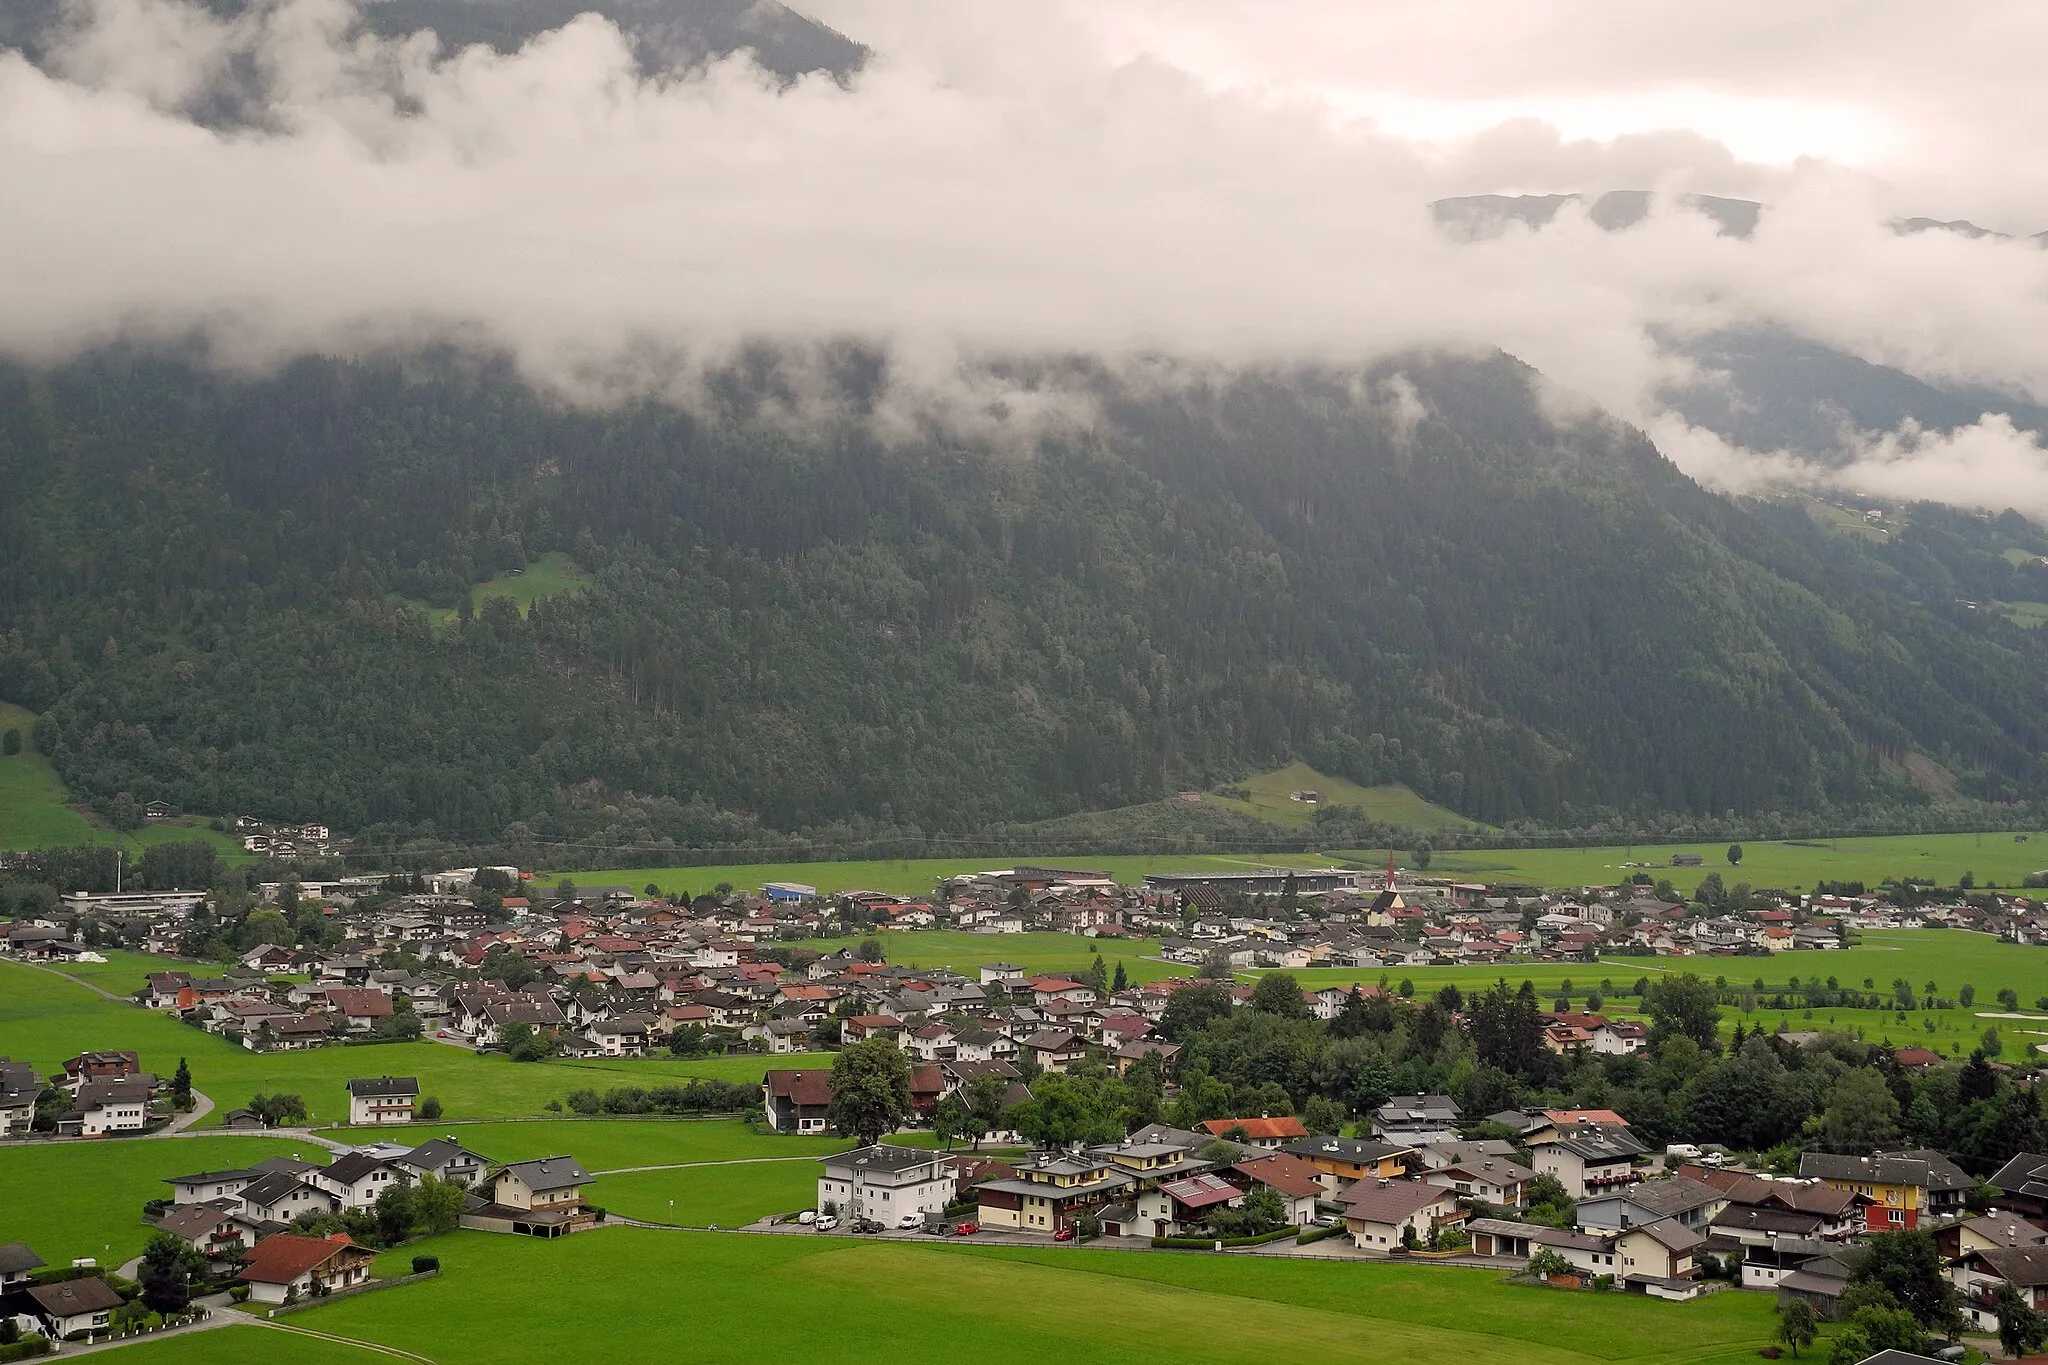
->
left=0, top=1135, right=329, bottom=1267
left=90, top=1227, right=1791, bottom=1365
left=314, top=1119, right=847, bottom=1173
left=405, top=552, right=595, bottom=629
left=1333, top=830, right=2048, bottom=892
left=0, top=702, right=247, bottom=857
left=1206, top=762, right=1485, bottom=832
left=0, top=960, right=833, bottom=1127
left=595, top=1158, right=824, bottom=1227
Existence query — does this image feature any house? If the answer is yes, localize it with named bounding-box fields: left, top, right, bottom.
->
left=1198, top=1116, right=1307, bottom=1149
left=394, top=1137, right=490, bottom=1188
left=0, top=1244, right=45, bottom=1292
left=1340, top=1178, right=1466, bottom=1250
left=239, top=1233, right=376, bottom=1304
left=841, top=1015, right=904, bottom=1046
left=310, top=1152, right=407, bottom=1212
left=1576, top=1177, right=1726, bottom=1233
left=817, top=1144, right=955, bottom=1224
left=1372, top=1094, right=1462, bottom=1145
left=1020, top=1029, right=1089, bottom=1073
left=25, top=1276, right=124, bottom=1337
left=1776, top=1246, right=1859, bottom=1319
left=470, top=1158, right=596, bottom=1237
left=68, top=1076, right=153, bottom=1136
left=1798, top=1149, right=1972, bottom=1230
left=1133, top=1173, right=1243, bottom=1236
left=1281, top=1136, right=1417, bottom=1192
left=1955, top=1244, right=2048, bottom=1332
left=1935, top=1212, right=2048, bottom=1262
left=0, top=1059, right=39, bottom=1137
left=1988, top=1151, right=2048, bottom=1222
left=153, top=1202, right=263, bottom=1263
left=1422, top=1152, right=1534, bottom=1207
left=975, top=1152, right=1136, bottom=1235
left=1468, top=1218, right=1619, bottom=1276
left=346, top=1076, right=419, bottom=1126
left=1228, top=1152, right=1325, bottom=1225
left=60, top=1051, right=140, bottom=1093
left=763, top=1069, right=834, bottom=1134
left=1616, top=1217, right=1704, bottom=1283
left=1528, top=1125, right=1646, bottom=1199
left=236, top=1170, right=337, bottom=1225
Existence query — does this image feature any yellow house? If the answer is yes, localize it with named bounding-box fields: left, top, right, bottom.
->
left=972, top=1153, right=1135, bottom=1235
left=1282, top=1137, right=1417, bottom=1192
left=1798, top=1150, right=1971, bottom=1231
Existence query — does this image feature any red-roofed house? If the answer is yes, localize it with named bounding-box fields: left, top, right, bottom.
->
left=1199, top=1116, right=1308, bottom=1148
left=239, top=1233, right=375, bottom=1304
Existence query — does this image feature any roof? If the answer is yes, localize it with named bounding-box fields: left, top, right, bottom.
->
left=498, top=1157, right=591, bottom=1192
left=821, top=1144, right=939, bottom=1176
left=1711, top=1205, right=1824, bottom=1236
left=1966, top=1246, right=2048, bottom=1287
left=1467, top=1217, right=1610, bottom=1253
left=1199, top=1116, right=1307, bottom=1141
left=1232, top=1152, right=1324, bottom=1200
left=1991, top=1151, right=2048, bottom=1200
left=346, top=1076, right=419, bottom=1098
left=1542, top=1108, right=1629, bottom=1127
left=1959, top=1214, right=2048, bottom=1249
left=401, top=1137, right=488, bottom=1173
left=1158, top=1173, right=1241, bottom=1209
left=323, top=989, right=394, bottom=1017
left=1799, top=1148, right=1972, bottom=1191
left=1337, top=1178, right=1457, bottom=1224
left=26, top=1277, right=124, bottom=1316
left=764, top=1069, right=833, bottom=1107
left=1607, top=1177, right=1725, bottom=1218
left=241, top=1233, right=362, bottom=1284
left=321, top=1152, right=393, bottom=1185
left=0, top=1243, right=46, bottom=1275
left=1282, top=1136, right=1415, bottom=1165
left=239, top=1171, right=317, bottom=1207
left=1625, top=1216, right=1706, bottom=1253
left=155, top=1203, right=242, bottom=1239
left=1538, top=1126, right=1648, bottom=1162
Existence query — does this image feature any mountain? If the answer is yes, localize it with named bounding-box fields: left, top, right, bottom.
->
left=2, top=346, right=2044, bottom=855
left=0, top=0, right=865, bottom=84
left=1431, top=191, right=2048, bottom=462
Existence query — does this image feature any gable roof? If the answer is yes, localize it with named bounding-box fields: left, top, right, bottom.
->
left=1625, top=1215, right=1706, bottom=1253
left=764, top=1069, right=833, bottom=1107
left=1610, top=1177, right=1724, bottom=1218
left=1232, top=1152, right=1323, bottom=1200
left=346, top=1076, right=419, bottom=1098
left=0, top=1243, right=46, bottom=1275
left=1337, top=1178, right=1457, bottom=1223
left=27, top=1277, right=123, bottom=1315
left=1965, top=1245, right=2048, bottom=1287
left=498, top=1156, right=590, bottom=1192
left=241, top=1233, right=361, bottom=1284
left=1199, top=1116, right=1307, bottom=1142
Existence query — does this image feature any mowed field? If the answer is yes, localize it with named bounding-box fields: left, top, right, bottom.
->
left=93, top=1228, right=1787, bottom=1365
left=0, top=1135, right=330, bottom=1267
left=0, top=960, right=833, bottom=1127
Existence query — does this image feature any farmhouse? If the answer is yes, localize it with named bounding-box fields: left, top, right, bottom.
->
left=1797, top=1149, right=1971, bottom=1230
left=24, top=1276, right=124, bottom=1337
left=464, top=1157, right=596, bottom=1237
left=762, top=1069, right=833, bottom=1134
left=346, top=1075, right=419, bottom=1125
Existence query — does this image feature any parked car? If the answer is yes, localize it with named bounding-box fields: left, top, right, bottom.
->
left=854, top=1218, right=884, bottom=1234
left=897, top=1213, right=924, bottom=1230
left=1053, top=1226, right=1075, bottom=1242
left=926, top=1222, right=955, bottom=1236
left=1699, top=1151, right=1729, bottom=1167
left=955, top=1221, right=979, bottom=1235
left=1665, top=1143, right=1701, bottom=1159
left=797, top=1210, right=817, bottom=1225
left=814, top=1216, right=838, bottom=1231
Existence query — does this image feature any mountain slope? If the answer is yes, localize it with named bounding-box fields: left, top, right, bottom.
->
left=0, top=347, right=2042, bottom=850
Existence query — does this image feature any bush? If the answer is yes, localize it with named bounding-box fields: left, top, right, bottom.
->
left=229, top=1285, right=250, bottom=1303
left=411, top=1256, right=439, bottom=1274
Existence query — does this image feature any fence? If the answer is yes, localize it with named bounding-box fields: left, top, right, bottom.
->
left=265, top=1269, right=439, bottom=1318
left=52, top=1308, right=211, bottom=1353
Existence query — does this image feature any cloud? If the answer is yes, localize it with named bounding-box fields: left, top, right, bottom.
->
left=0, top=0, right=2046, bottom=493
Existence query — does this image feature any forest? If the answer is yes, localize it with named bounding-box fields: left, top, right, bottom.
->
left=2, top=345, right=2047, bottom=861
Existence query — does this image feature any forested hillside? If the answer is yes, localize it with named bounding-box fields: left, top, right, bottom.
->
left=0, top=346, right=2043, bottom=857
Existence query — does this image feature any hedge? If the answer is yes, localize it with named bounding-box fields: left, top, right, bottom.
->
left=1296, top=1223, right=1347, bottom=1245
left=1151, top=1227, right=1297, bottom=1249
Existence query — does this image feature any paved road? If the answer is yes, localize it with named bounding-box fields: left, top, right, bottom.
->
left=154, top=1090, right=216, bottom=1136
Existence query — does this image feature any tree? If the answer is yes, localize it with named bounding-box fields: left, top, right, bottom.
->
left=827, top=1039, right=911, bottom=1145
left=413, top=1175, right=465, bottom=1236
left=932, top=1094, right=970, bottom=1150
left=1850, top=1230, right=1962, bottom=1338
left=1959, top=984, right=1976, bottom=1007
left=419, top=1096, right=443, bottom=1123
left=1250, top=971, right=1311, bottom=1019
left=1087, top=954, right=1109, bottom=998
left=1644, top=973, right=1722, bottom=1051
left=139, top=1230, right=209, bottom=1312
left=171, top=1057, right=192, bottom=1108
left=1776, top=1298, right=1818, bottom=1358
left=1982, top=1025, right=2004, bottom=1058
left=1999, top=988, right=2021, bottom=1011
left=1, top=728, right=20, bottom=755
left=1727, top=843, right=1743, bottom=866
left=1301, top=1094, right=1347, bottom=1135
left=855, top=937, right=884, bottom=964
left=1822, top=1067, right=1900, bottom=1152
left=964, top=1071, right=1010, bottom=1151
left=1826, top=1327, right=1870, bottom=1365
left=1997, top=1279, right=2048, bottom=1357
left=1159, top=981, right=1235, bottom=1040
left=1412, top=842, right=1432, bottom=871
left=373, top=1182, right=419, bottom=1246
left=249, top=1092, right=307, bottom=1126
left=1111, top=960, right=1128, bottom=992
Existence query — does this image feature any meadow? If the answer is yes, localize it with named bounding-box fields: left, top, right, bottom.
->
left=309, top=1119, right=848, bottom=1174
left=0, top=702, right=243, bottom=857
left=0, top=1135, right=330, bottom=1267
left=402, top=552, right=596, bottom=630
left=91, top=1228, right=1789, bottom=1365
left=1204, top=762, right=1486, bottom=832
left=0, top=960, right=832, bottom=1127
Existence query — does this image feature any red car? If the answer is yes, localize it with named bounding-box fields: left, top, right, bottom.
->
left=1053, top=1226, right=1074, bottom=1242
left=955, top=1222, right=978, bottom=1235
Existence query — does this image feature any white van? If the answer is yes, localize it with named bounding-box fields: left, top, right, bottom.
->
left=1665, top=1143, right=1702, bottom=1159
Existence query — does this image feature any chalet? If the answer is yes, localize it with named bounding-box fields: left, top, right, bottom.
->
left=1529, top=1124, right=1646, bottom=1199
left=0, top=1244, right=45, bottom=1292
left=1576, top=1176, right=1726, bottom=1234
left=1226, top=1152, right=1325, bottom=1225
left=1372, top=1094, right=1461, bottom=1145
left=1616, top=1218, right=1705, bottom=1286
left=975, top=1152, right=1135, bottom=1235
left=25, top=1276, right=124, bottom=1336
left=1198, top=1116, right=1307, bottom=1149
left=310, top=1152, right=406, bottom=1211
left=763, top=1069, right=833, bottom=1134
left=1280, top=1136, right=1416, bottom=1192
left=1989, top=1151, right=2048, bottom=1222
left=239, top=1233, right=375, bottom=1304
left=1340, top=1178, right=1466, bottom=1250
left=1020, top=1029, right=1089, bottom=1073
left=394, top=1137, right=490, bottom=1188
left=346, top=1076, right=418, bottom=1126
left=1798, top=1149, right=1971, bottom=1231
left=153, top=1201, right=264, bottom=1263
left=66, top=1076, right=153, bottom=1136
left=1955, top=1246, right=2048, bottom=1333
left=1422, top=1152, right=1534, bottom=1207
left=466, top=1157, right=596, bottom=1237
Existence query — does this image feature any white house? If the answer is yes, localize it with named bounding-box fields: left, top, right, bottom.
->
left=345, top=1076, right=419, bottom=1126
left=73, top=1077, right=151, bottom=1136
left=310, top=1152, right=406, bottom=1211
left=817, top=1144, right=954, bottom=1223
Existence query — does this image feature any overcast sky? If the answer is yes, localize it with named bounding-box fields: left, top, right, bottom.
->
left=3, top=0, right=2047, bottom=510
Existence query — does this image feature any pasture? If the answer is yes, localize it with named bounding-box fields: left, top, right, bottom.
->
left=91, top=1227, right=1790, bottom=1365
left=0, top=703, right=243, bottom=857
left=0, top=960, right=832, bottom=1127
left=312, top=1119, right=847, bottom=1173
left=1205, top=762, right=1486, bottom=832
left=0, top=1135, right=329, bottom=1267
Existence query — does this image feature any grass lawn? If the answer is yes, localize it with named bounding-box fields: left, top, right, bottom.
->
left=95, top=1327, right=370, bottom=1364
left=315, top=1119, right=849, bottom=1173
left=0, top=961, right=833, bottom=1126
left=0, top=1136, right=328, bottom=1267
left=0, top=702, right=247, bottom=858
left=103, top=1227, right=1789, bottom=1365
left=595, top=1159, right=823, bottom=1226
left=781, top=930, right=1187, bottom=984
left=1205, top=762, right=1487, bottom=832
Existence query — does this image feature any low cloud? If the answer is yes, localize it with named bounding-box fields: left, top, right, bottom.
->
left=0, top=0, right=2045, bottom=493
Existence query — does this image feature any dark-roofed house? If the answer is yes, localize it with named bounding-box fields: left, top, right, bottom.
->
left=1617, top=1216, right=1705, bottom=1286
left=1955, top=1245, right=2048, bottom=1333
left=25, top=1276, right=123, bottom=1337
left=1281, top=1136, right=1417, bottom=1192
left=1935, top=1211, right=2048, bottom=1261
left=239, top=1232, right=374, bottom=1304
left=237, top=1169, right=336, bottom=1225
left=345, top=1076, right=419, bottom=1126
left=1776, top=1247, right=1858, bottom=1318
left=1577, top=1176, right=1727, bottom=1233
left=1529, top=1124, right=1647, bottom=1199
left=395, top=1137, right=490, bottom=1188
left=310, top=1152, right=405, bottom=1211
left=974, top=1152, right=1136, bottom=1236
left=1798, top=1148, right=1972, bottom=1230
left=153, top=1202, right=263, bottom=1264
left=762, top=1069, right=833, bottom=1134
left=0, top=1059, right=37, bottom=1138
left=465, top=1157, right=595, bottom=1237
left=67, top=1076, right=153, bottom=1136
left=1989, top=1151, right=2048, bottom=1222
left=0, top=1243, right=45, bottom=1291
left=1339, top=1177, right=1466, bottom=1251
left=1372, top=1094, right=1463, bottom=1144
left=817, top=1144, right=953, bottom=1225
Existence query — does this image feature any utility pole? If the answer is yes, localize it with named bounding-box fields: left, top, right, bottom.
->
left=116, top=848, right=122, bottom=894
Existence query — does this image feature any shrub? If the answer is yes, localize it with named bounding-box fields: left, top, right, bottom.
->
left=229, top=1285, right=250, bottom=1303
left=411, top=1256, right=439, bottom=1274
